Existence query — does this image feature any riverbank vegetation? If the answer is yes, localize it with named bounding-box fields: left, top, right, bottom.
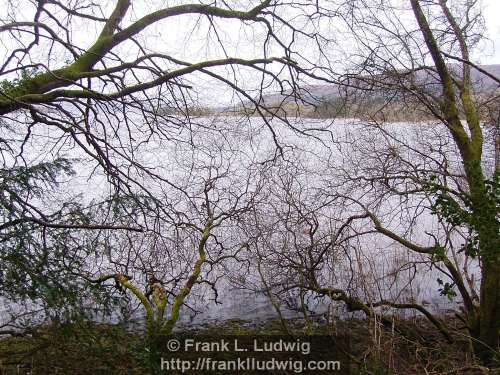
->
left=1, top=316, right=494, bottom=374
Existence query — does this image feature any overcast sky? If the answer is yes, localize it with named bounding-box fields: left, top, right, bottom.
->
left=481, top=0, right=500, bottom=64
left=0, top=0, right=498, bottom=108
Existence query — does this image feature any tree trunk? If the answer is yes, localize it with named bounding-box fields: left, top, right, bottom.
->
left=477, top=261, right=500, bottom=364
left=409, top=0, right=500, bottom=364
left=466, top=161, right=500, bottom=365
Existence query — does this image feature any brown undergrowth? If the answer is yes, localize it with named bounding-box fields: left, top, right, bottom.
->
left=0, top=316, right=498, bottom=374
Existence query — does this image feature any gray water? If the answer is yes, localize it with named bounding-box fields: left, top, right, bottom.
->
left=1, top=116, right=486, bottom=331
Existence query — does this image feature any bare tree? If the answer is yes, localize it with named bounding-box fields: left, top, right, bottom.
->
left=83, top=121, right=265, bottom=369
left=241, top=140, right=454, bottom=334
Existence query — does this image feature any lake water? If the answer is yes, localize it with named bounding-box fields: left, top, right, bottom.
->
left=1, top=116, right=489, bottom=331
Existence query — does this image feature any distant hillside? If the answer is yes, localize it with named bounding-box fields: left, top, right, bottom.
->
left=234, top=64, right=500, bottom=120
left=265, top=64, right=500, bottom=104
